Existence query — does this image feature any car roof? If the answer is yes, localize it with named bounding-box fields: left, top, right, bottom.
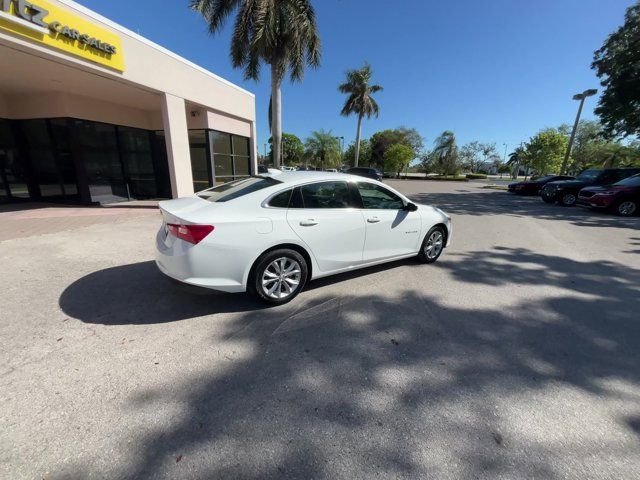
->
left=260, top=171, right=375, bottom=185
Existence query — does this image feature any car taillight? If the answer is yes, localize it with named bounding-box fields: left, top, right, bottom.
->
left=166, top=223, right=214, bottom=244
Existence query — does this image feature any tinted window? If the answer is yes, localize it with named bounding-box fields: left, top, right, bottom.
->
left=267, top=189, right=292, bottom=208
left=299, top=181, right=353, bottom=208
left=198, top=177, right=281, bottom=202
left=576, top=169, right=601, bottom=181
left=615, top=174, right=640, bottom=187
left=357, top=182, right=404, bottom=209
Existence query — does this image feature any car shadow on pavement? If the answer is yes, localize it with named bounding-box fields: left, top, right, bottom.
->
left=409, top=190, right=640, bottom=229
left=57, top=248, right=640, bottom=479
left=58, top=261, right=266, bottom=324
left=59, top=258, right=426, bottom=324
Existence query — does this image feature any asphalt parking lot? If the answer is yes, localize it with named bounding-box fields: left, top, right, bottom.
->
left=1, top=180, right=639, bottom=480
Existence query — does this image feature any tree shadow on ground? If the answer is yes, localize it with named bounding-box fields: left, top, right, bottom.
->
left=409, top=190, right=640, bottom=230
left=57, top=248, right=640, bottom=479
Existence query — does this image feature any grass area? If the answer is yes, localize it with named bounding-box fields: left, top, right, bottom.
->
left=482, top=185, right=509, bottom=190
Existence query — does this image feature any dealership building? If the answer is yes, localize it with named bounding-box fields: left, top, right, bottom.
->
left=0, top=0, right=257, bottom=204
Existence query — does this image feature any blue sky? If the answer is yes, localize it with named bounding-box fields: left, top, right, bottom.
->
left=81, top=0, right=632, bottom=157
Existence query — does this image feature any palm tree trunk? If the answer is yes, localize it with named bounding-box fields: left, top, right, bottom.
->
left=354, top=114, right=363, bottom=167
left=270, top=63, right=282, bottom=168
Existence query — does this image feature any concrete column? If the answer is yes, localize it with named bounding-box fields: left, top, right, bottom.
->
left=249, top=120, right=258, bottom=175
left=161, top=93, right=194, bottom=198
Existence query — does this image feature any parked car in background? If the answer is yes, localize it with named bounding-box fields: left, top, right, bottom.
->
left=346, top=167, right=383, bottom=181
left=577, top=173, right=640, bottom=216
left=540, top=168, right=640, bottom=206
left=156, top=172, right=452, bottom=304
left=508, top=175, right=574, bottom=195
left=281, top=166, right=296, bottom=172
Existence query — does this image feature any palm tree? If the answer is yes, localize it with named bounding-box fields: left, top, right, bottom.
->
left=431, top=131, right=458, bottom=176
left=339, top=63, right=382, bottom=166
left=304, top=129, right=341, bottom=169
left=190, top=0, right=321, bottom=167
left=507, top=146, right=526, bottom=179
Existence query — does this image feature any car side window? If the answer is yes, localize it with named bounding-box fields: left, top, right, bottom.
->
left=298, top=181, right=353, bottom=208
left=357, top=182, right=404, bottom=210
left=267, top=189, right=292, bottom=208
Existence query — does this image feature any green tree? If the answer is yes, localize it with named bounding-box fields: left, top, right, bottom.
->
left=338, top=62, right=383, bottom=166
left=344, top=138, right=371, bottom=166
left=592, top=2, right=640, bottom=137
left=384, top=144, right=414, bottom=177
left=498, top=163, right=511, bottom=178
left=304, top=129, right=341, bottom=168
left=369, top=127, right=422, bottom=169
left=191, top=0, right=321, bottom=167
left=522, top=129, right=567, bottom=175
left=431, top=131, right=459, bottom=176
left=268, top=133, right=304, bottom=166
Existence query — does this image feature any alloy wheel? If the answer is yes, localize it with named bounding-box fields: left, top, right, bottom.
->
left=261, top=257, right=302, bottom=300
left=424, top=230, right=444, bottom=260
left=562, top=193, right=576, bottom=205
left=618, top=201, right=636, bottom=216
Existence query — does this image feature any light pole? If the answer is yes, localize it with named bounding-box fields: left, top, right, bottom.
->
left=335, top=136, right=344, bottom=165
left=561, top=88, right=597, bottom=175
left=502, top=143, right=507, bottom=163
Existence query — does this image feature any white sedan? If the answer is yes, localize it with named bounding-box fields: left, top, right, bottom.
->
left=156, top=172, right=451, bottom=304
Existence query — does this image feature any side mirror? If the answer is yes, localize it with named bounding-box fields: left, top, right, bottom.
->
left=403, top=202, right=418, bottom=212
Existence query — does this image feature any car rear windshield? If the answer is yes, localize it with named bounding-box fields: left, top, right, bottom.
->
left=576, top=169, right=601, bottom=181
left=197, top=177, right=282, bottom=202
left=615, top=174, right=640, bottom=187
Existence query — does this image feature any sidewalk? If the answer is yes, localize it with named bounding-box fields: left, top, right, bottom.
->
left=0, top=201, right=159, bottom=241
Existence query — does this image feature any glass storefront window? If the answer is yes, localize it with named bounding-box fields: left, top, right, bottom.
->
left=214, top=154, right=233, bottom=177
left=211, top=131, right=232, bottom=154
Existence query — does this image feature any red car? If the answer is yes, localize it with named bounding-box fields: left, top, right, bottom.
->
left=577, top=174, right=640, bottom=216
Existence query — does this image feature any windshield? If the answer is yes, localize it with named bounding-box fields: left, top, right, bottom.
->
left=615, top=174, right=640, bottom=187
left=576, top=169, right=601, bottom=181
left=197, top=177, right=281, bottom=202
left=532, top=175, right=554, bottom=182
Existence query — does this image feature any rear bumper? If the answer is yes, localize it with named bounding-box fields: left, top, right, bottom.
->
left=155, top=227, right=247, bottom=293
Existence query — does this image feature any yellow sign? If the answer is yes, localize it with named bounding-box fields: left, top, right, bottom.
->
left=0, top=0, right=125, bottom=71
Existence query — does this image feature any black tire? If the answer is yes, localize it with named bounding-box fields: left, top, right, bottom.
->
left=541, top=194, right=555, bottom=204
left=417, top=226, right=447, bottom=264
left=616, top=199, right=637, bottom=217
left=249, top=249, right=308, bottom=305
left=560, top=192, right=577, bottom=206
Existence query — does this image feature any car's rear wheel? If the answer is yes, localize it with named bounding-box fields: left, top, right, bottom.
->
left=249, top=249, right=308, bottom=305
left=560, top=193, right=577, bottom=206
left=616, top=199, right=637, bottom=217
left=418, top=226, right=446, bottom=264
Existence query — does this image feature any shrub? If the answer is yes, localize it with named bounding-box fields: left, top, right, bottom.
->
left=466, top=173, right=487, bottom=179
left=425, top=175, right=469, bottom=182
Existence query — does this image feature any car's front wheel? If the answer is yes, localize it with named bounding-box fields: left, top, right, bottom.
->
left=616, top=199, right=637, bottom=217
left=249, top=249, right=308, bottom=305
left=418, top=226, right=446, bottom=264
left=560, top=192, right=577, bottom=206
left=541, top=193, right=556, bottom=203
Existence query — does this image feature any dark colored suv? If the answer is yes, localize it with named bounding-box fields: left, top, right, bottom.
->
left=346, top=167, right=383, bottom=181
left=577, top=173, right=640, bottom=216
left=540, top=168, right=640, bottom=206
left=508, top=175, right=574, bottom=195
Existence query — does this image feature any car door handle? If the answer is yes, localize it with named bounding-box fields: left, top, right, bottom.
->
left=367, top=217, right=381, bottom=223
left=299, top=219, right=318, bottom=226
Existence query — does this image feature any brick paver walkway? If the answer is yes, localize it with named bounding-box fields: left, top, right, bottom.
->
left=0, top=201, right=159, bottom=241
